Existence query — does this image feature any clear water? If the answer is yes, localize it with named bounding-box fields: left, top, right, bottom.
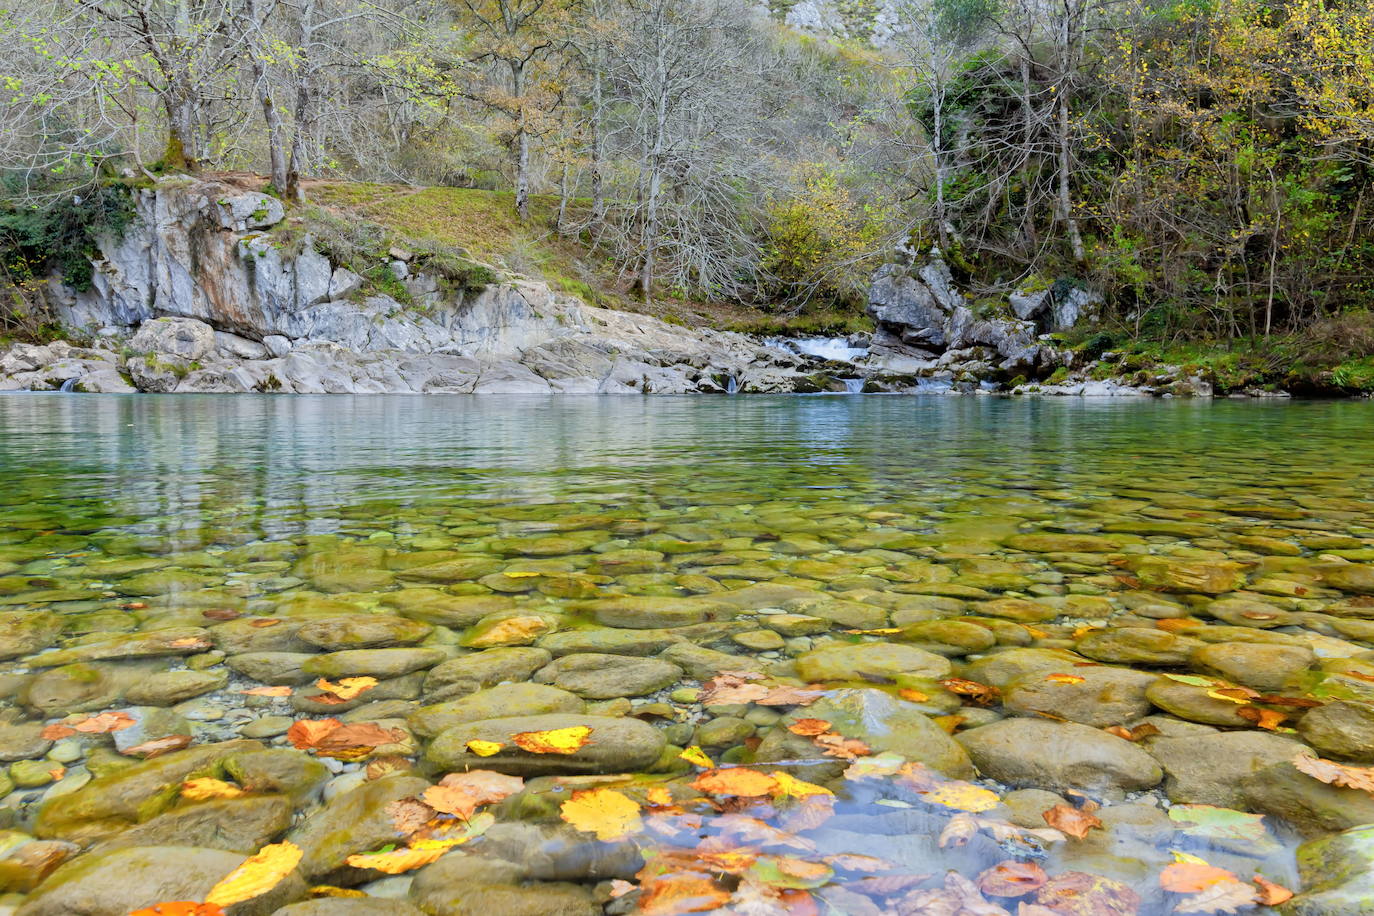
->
left=3, top=393, right=1374, bottom=913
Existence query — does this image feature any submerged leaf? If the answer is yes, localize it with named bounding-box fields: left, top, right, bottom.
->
left=1160, top=861, right=1239, bottom=894
left=1292, top=754, right=1374, bottom=793
left=1042, top=804, right=1102, bottom=839
left=787, top=718, right=832, bottom=736
left=559, top=788, right=643, bottom=840
left=1168, top=805, right=1269, bottom=843
left=691, top=768, right=779, bottom=798
left=204, top=841, right=302, bottom=907
left=977, top=859, right=1048, bottom=897
left=1174, top=879, right=1261, bottom=913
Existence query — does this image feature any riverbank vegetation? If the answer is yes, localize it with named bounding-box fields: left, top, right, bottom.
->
left=2, top=0, right=1374, bottom=373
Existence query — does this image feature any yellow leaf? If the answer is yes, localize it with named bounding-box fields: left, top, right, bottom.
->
left=691, top=768, right=780, bottom=798
left=1046, top=673, right=1087, bottom=685
left=181, top=778, right=245, bottom=800
left=512, top=725, right=592, bottom=755
left=1206, top=689, right=1251, bottom=705
left=918, top=782, right=1001, bottom=812
left=204, top=842, right=302, bottom=907
left=559, top=788, right=644, bottom=840
left=466, top=739, right=504, bottom=756
left=1173, top=851, right=1211, bottom=865
left=679, top=746, right=714, bottom=768
left=770, top=771, right=834, bottom=800
left=503, top=571, right=541, bottom=578
left=315, top=677, right=378, bottom=701
left=645, top=786, right=674, bottom=807
left=345, top=846, right=447, bottom=874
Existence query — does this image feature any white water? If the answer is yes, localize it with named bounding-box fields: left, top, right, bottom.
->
left=765, top=336, right=870, bottom=363
left=842, top=378, right=865, bottom=394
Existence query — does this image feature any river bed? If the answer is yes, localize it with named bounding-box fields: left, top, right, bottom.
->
left=1, top=394, right=1372, bottom=915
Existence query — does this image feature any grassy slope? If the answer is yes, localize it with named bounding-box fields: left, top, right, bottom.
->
left=302, top=181, right=873, bottom=337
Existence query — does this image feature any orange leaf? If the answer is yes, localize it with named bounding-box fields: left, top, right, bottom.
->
left=977, top=859, right=1048, bottom=896
left=1042, top=804, right=1103, bottom=839
left=690, top=768, right=780, bottom=798
left=1160, top=862, right=1239, bottom=894
left=639, top=874, right=731, bottom=915
left=314, top=723, right=406, bottom=758
left=128, top=905, right=226, bottom=916
left=1045, top=673, right=1086, bottom=685
left=1237, top=706, right=1287, bottom=731
left=1157, top=618, right=1204, bottom=632
left=168, top=637, right=210, bottom=649
left=438, top=770, right=524, bottom=805
left=286, top=718, right=343, bottom=750
left=609, top=879, right=636, bottom=898
left=1104, top=722, right=1161, bottom=741
left=1253, top=875, right=1293, bottom=906
left=898, top=688, right=929, bottom=702
left=786, top=719, right=832, bottom=737
left=40, top=724, right=76, bottom=740
left=247, top=618, right=281, bottom=628
left=71, top=711, right=136, bottom=733
left=421, top=785, right=479, bottom=820
left=239, top=686, right=292, bottom=697
left=511, top=725, right=592, bottom=754
left=1292, top=754, right=1374, bottom=793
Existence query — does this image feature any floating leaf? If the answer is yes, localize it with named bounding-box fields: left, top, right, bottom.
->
left=239, top=686, right=292, bottom=697
left=1253, top=875, right=1293, bottom=906
left=314, top=677, right=378, bottom=702
left=977, top=860, right=1048, bottom=897
left=638, top=873, right=731, bottom=915
left=466, top=739, right=503, bottom=756
left=1045, top=673, right=1086, bottom=685
left=1160, top=862, right=1239, bottom=894
left=512, top=725, right=592, bottom=755
left=181, top=778, right=245, bottom=800
left=204, top=841, right=302, bottom=907
left=1168, top=805, right=1269, bottom=844
left=1292, top=754, right=1374, bottom=793
left=822, top=854, right=895, bottom=873
left=679, top=746, right=714, bottom=768
left=1043, top=804, right=1103, bottom=839
left=1174, top=879, right=1261, bottom=913
left=787, top=718, right=832, bottom=737
left=560, top=788, right=643, bottom=840
left=691, top=768, right=779, bottom=798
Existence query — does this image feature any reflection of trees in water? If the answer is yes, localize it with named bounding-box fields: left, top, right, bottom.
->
left=0, top=396, right=1371, bottom=555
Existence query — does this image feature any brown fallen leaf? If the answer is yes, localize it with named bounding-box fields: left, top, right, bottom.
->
left=386, top=797, right=434, bottom=838
left=168, top=636, right=211, bottom=649
left=69, top=711, right=136, bottom=734
left=314, top=723, right=406, bottom=758
left=1104, top=722, right=1161, bottom=742
left=202, top=608, right=241, bottom=621
left=898, top=688, right=929, bottom=703
left=1237, top=706, right=1287, bottom=731
left=286, top=718, right=344, bottom=751
left=786, top=718, right=832, bottom=737
left=40, top=723, right=76, bottom=740
left=1256, top=694, right=1322, bottom=708
left=1042, top=803, right=1103, bottom=840
left=364, top=756, right=412, bottom=780
left=812, top=732, right=871, bottom=759
left=1253, top=875, right=1293, bottom=906
left=978, top=859, right=1048, bottom=897
left=437, top=770, right=524, bottom=805
left=1292, top=753, right=1374, bottom=793
left=314, top=677, right=378, bottom=702
left=938, top=677, right=1001, bottom=706
left=247, top=618, right=281, bottom=628
left=122, top=734, right=193, bottom=758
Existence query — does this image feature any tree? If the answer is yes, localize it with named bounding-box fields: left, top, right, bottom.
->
left=453, top=0, right=569, bottom=219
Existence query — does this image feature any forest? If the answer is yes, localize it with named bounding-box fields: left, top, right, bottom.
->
left=3, top=0, right=1374, bottom=363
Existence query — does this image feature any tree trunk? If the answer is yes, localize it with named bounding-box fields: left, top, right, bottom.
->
left=1056, top=92, right=1085, bottom=262
left=510, top=59, right=531, bottom=222
left=590, top=65, right=606, bottom=229
left=244, top=0, right=288, bottom=194
left=163, top=90, right=198, bottom=171
left=285, top=0, right=318, bottom=202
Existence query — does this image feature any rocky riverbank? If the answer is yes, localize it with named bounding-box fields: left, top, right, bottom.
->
left=0, top=175, right=1237, bottom=397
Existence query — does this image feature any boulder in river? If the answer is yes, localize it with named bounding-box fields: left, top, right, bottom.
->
left=956, top=718, right=1162, bottom=795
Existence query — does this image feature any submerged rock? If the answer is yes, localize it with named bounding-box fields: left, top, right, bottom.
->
left=794, top=643, right=952, bottom=682
left=426, top=714, right=664, bottom=775
left=956, top=719, right=1163, bottom=795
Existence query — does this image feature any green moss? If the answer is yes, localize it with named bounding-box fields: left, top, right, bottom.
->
left=1045, top=367, right=1069, bottom=384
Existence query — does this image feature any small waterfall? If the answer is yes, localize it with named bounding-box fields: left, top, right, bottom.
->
left=764, top=336, right=870, bottom=363
left=58, top=378, right=78, bottom=393
left=725, top=375, right=739, bottom=395
left=842, top=378, right=865, bottom=394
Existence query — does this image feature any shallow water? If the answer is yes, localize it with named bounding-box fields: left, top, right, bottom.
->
left=2, top=393, right=1374, bottom=914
